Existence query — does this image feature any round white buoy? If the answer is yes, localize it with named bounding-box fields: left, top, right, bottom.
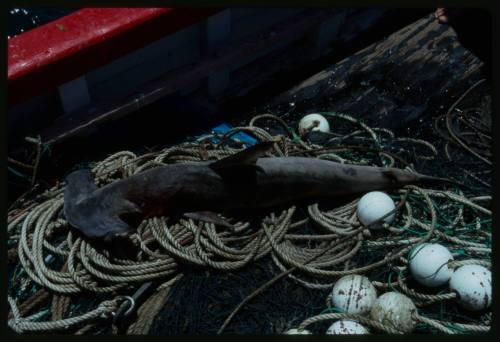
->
left=326, top=320, right=369, bottom=335
left=408, top=243, right=454, bottom=287
left=298, top=113, right=330, bottom=135
left=370, top=292, right=417, bottom=333
left=449, top=265, right=491, bottom=311
left=356, top=191, right=396, bottom=229
left=330, top=275, right=377, bottom=315
left=284, top=328, right=312, bottom=335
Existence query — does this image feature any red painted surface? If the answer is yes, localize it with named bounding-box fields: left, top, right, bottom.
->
left=8, top=7, right=220, bottom=105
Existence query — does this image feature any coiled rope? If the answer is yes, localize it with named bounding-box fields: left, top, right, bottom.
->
left=7, top=107, right=490, bottom=334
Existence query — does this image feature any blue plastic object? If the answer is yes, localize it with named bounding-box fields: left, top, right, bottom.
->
left=197, top=122, right=258, bottom=146
left=213, top=123, right=257, bottom=145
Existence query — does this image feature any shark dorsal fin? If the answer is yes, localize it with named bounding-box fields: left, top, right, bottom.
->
left=209, top=141, right=275, bottom=175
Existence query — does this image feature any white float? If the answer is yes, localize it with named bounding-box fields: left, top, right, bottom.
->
left=356, top=191, right=396, bottom=229
left=326, top=320, right=369, bottom=334
left=330, top=275, right=377, bottom=315
left=408, top=243, right=454, bottom=287
left=284, top=328, right=312, bottom=335
left=370, top=292, right=417, bottom=333
left=298, top=113, right=330, bottom=135
left=449, top=264, right=491, bottom=311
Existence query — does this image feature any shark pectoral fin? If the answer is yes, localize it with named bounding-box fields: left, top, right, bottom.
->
left=183, top=211, right=235, bottom=229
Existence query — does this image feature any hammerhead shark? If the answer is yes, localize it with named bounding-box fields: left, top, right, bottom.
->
left=64, top=142, right=451, bottom=241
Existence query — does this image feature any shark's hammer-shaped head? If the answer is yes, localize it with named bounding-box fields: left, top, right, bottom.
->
left=63, top=169, right=141, bottom=242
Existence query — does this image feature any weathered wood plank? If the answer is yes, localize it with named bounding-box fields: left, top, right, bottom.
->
left=267, top=14, right=482, bottom=130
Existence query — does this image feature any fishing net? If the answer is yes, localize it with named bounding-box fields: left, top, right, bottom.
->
left=7, top=79, right=491, bottom=335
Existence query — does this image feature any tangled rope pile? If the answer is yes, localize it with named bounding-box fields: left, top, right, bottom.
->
left=434, top=79, right=492, bottom=187
left=7, top=82, right=491, bottom=335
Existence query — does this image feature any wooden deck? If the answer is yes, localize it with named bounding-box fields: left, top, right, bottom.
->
left=264, top=14, right=483, bottom=131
